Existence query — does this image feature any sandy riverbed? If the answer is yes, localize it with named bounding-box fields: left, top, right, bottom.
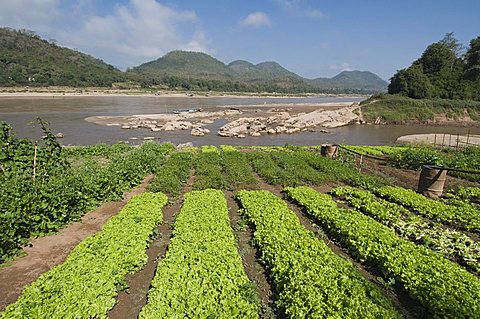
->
left=396, top=133, right=480, bottom=146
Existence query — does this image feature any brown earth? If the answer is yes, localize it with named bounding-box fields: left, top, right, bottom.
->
left=0, top=176, right=153, bottom=311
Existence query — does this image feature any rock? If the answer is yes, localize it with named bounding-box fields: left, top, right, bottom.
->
left=143, top=136, right=155, bottom=140
left=237, top=134, right=246, bottom=138
left=150, top=127, right=162, bottom=132
left=55, top=132, right=64, bottom=138
left=251, top=132, right=261, bottom=137
left=177, top=142, right=194, bottom=149
left=191, top=127, right=210, bottom=136
left=320, top=129, right=329, bottom=133
left=267, top=128, right=276, bottom=134
left=121, top=125, right=131, bottom=129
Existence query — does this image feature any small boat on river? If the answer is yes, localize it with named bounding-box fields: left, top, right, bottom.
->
left=173, top=107, right=203, bottom=114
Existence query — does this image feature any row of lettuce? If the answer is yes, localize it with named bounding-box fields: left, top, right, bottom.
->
left=2, top=186, right=479, bottom=318
left=1, top=192, right=168, bottom=318
left=286, top=186, right=480, bottom=318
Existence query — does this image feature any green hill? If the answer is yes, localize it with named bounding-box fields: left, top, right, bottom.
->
left=0, top=27, right=124, bottom=87
left=309, top=71, right=387, bottom=91
left=0, top=28, right=387, bottom=93
left=131, top=51, right=236, bottom=80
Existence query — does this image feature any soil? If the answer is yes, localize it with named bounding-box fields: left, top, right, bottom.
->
left=108, top=170, right=195, bottom=319
left=0, top=175, right=153, bottom=311
left=225, top=191, right=279, bottom=319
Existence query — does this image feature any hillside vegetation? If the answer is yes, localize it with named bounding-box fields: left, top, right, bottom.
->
left=389, top=33, right=480, bottom=101
left=0, top=28, right=123, bottom=87
left=0, top=27, right=386, bottom=93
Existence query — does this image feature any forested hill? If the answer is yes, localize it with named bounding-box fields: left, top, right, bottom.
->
left=130, top=51, right=388, bottom=92
left=0, top=27, right=387, bottom=93
left=388, top=33, right=480, bottom=101
left=0, top=28, right=124, bottom=87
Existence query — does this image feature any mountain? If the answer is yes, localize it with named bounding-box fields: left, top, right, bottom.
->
left=0, top=27, right=124, bottom=86
left=0, top=27, right=387, bottom=93
left=309, top=71, right=387, bottom=91
left=131, top=51, right=235, bottom=80
left=133, top=51, right=386, bottom=92
left=228, top=60, right=299, bottom=79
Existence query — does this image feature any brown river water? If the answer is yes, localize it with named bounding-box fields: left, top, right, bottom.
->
left=0, top=96, right=478, bottom=146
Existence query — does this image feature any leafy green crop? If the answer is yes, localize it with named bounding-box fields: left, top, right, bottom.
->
left=237, top=190, right=401, bottom=319
left=1, top=192, right=168, bottom=319
left=148, top=151, right=195, bottom=197
left=332, top=186, right=480, bottom=274
left=140, top=189, right=259, bottom=318
left=286, top=186, right=480, bottom=319
left=375, top=186, right=480, bottom=231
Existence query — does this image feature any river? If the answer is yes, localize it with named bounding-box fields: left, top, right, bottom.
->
left=0, top=95, right=478, bottom=146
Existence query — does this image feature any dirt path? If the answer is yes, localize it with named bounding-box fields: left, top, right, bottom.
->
left=108, top=170, right=195, bottom=319
left=225, top=191, right=278, bottom=319
left=0, top=176, right=153, bottom=311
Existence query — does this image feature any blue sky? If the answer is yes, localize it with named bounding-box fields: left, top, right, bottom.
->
left=1, top=0, right=479, bottom=80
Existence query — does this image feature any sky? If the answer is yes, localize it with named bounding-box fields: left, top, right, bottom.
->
left=1, top=0, right=479, bottom=80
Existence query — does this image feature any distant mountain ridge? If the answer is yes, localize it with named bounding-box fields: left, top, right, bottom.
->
left=0, top=28, right=387, bottom=92
left=132, top=51, right=387, bottom=91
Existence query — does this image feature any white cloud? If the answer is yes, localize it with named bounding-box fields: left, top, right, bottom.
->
left=0, top=0, right=62, bottom=33
left=0, top=0, right=210, bottom=69
left=306, top=10, right=326, bottom=19
left=240, top=12, right=272, bottom=28
left=274, top=0, right=326, bottom=19
left=60, top=0, right=209, bottom=68
left=329, top=63, right=352, bottom=71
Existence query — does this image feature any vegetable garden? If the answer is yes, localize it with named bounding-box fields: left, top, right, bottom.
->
left=1, top=124, right=479, bottom=318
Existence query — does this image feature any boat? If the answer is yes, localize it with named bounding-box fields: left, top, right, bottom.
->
left=173, top=108, right=203, bottom=114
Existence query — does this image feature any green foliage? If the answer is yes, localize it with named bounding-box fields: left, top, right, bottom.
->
left=375, top=186, right=480, bottom=231
left=286, top=186, right=480, bottom=319
left=236, top=190, right=401, bottom=318
left=221, top=151, right=257, bottom=190
left=332, top=186, right=480, bottom=274
left=0, top=28, right=124, bottom=87
left=148, top=151, right=194, bottom=197
left=388, top=146, right=443, bottom=168
left=0, top=122, right=174, bottom=262
left=361, top=94, right=480, bottom=123
left=385, top=144, right=480, bottom=181
left=388, top=33, right=480, bottom=101
left=193, top=151, right=226, bottom=190
left=139, top=190, right=259, bottom=318
left=1, top=192, right=168, bottom=319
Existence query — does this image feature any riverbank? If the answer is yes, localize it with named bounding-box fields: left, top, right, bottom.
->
left=0, top=86, right=366, bottom=99
left=361, top=94, right=480, bottom=127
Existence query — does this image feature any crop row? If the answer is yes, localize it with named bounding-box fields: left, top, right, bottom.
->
left=331, top=186, right=480, bottom=274
left=286, top=186, right=480, bottom=318
left=140, top=189, right=258, bottom=318
left=375, top=186, right=480, bottom=231
left=194, top=149, right=257, bottom=190
left=1, top=192, right=168, bottom=319
left=236, top=190, right=401, bottom=318
left=148, top=151, right=194, bottom=197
